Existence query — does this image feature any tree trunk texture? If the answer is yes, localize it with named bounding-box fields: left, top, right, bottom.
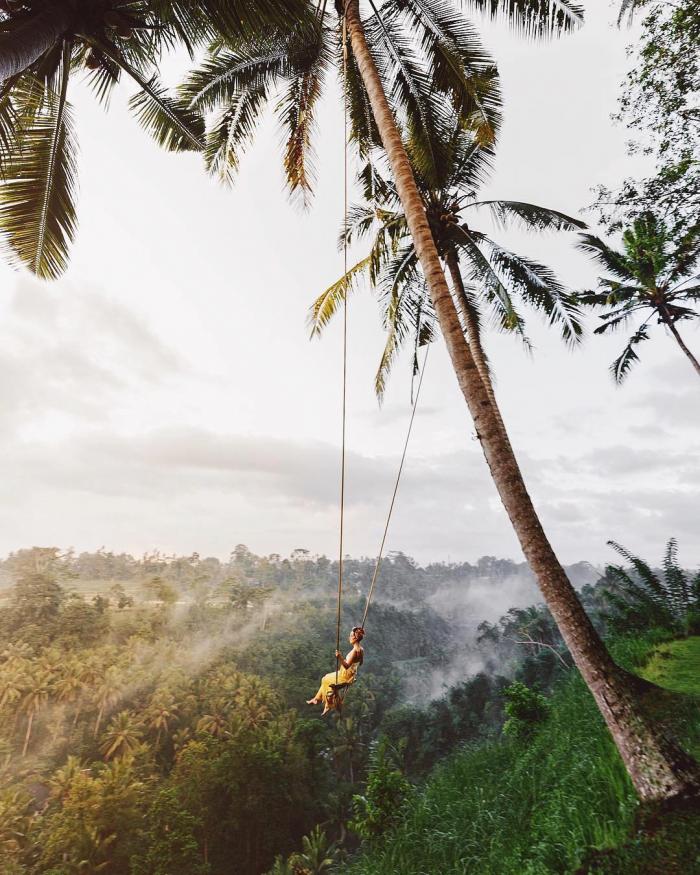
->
left=343, top=0, right=700, bottom=802
left=22, top=711, right=33, bottom=757
left=666, top=319, right=700, bottom=378
left=0, top=6, right=72, bottom=82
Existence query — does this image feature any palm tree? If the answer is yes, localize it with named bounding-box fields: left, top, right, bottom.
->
left=99, top=709, right=143, bottom=759
left=92, top=667, right=122, bottom=739
left=197, top=703, right=230, bottom=738
left=54, top=658, right=85, bottom=729
left=177, top=1, right=502, bottom=200
left=328, top=0, right=700, bottom=802
left=48, top=754, right=83, bottom=800
left=333, top=716, right=363, bottom=783
left=145, top=693, right=180, bottom=748
left=169, top=0, right=700, bottom=801
left=291, top=825, right=338, bottom=874
left=0, top=0, right=310, bottom=278
left=20, top=669, right=50, bottom=756
left=578, top=213, right=700, bottom=381
left=311, top=117, right=585, bottom=401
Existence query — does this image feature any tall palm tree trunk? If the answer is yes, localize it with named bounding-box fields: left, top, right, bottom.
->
left=343, top=0, right=699, bottom=802
left=22, top=711, right=34, bottom=757
left=666, top=319, right=700, bottom=378
left=0, top=6, right=71, bottom=82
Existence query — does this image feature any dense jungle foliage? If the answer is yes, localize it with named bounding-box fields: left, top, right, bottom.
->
left=0, top=542, right=698, bottom=873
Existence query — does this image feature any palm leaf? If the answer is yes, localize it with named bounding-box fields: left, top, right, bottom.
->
left=309, top=255, right=373, bottom=336
left=278, top=32, right=329, bottom=203
left=480, top=239, right=583, bottom=344
left=127, top=75, right=205, bottom=152
left=180, top=44, right=291, bottom=114
left=662, top=538, right=690, bottom=621
left=0, top=75, right=19, bottom=173
left=609, top=322, right=650, bottom=383
left=205, top=86, right=269, bottom=182
left=462, top=0, right=584, bottom=36
left=0, top=47, right=77, bottom=279
left=576, top=233, right=635, bottom=281
left=470, top=199, right=585, bottom=232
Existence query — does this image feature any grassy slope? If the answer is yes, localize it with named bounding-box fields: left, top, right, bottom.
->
left=348, top=634, right=700, bottom=875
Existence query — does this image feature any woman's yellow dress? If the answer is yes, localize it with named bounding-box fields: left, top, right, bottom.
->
left=314, top=663, right=358, bottom=711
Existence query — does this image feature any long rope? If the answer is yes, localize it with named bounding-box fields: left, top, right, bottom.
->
left=334, top=5, right=427, bottom=646
left=361, top=344, right=429, bottom=628
left=336, top=12, right=349, bottom=685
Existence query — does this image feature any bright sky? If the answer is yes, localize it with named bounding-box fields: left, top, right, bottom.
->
left=1, top=3, right=698, bottom=568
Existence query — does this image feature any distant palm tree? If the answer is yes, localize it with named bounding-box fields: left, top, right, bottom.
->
left=197, top=704, right=230, bottom=739
left=311, top=117, right=584, bottom=400
left=292, top=825, right=338, bottom=875
left=333, top=716, right=363, bottom=783
left=92, top=667, right=122, bottom=739
left=578, top=213, right=700, bottom=381
left=48, top=754, right=83, bottom=800
left=100, top=709, right=143, bottom=760
left=20, top=670, right=50, bottom=756
left=145, top=694, right=180, bottom=749
left=0, top=0, right=307, bottom=277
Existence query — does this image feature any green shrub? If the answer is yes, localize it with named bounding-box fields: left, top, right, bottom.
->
left=349, top=740, right=414, bottom=840
left=502, top=681, right=550, bottom=739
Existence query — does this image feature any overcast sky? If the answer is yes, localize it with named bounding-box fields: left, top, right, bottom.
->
left=0, top=2, right=697, bottom=568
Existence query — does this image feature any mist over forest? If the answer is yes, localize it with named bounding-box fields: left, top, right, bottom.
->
left=0, top=543, right=613, bottom=872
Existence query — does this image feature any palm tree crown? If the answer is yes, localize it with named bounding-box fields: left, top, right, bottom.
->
left=311, top=114, right=585, bottom=397
left=177, top=0, right=503, bottom=205
left=578, top=213, right=700, bottom=382
left=0, top=0, right=310, bottom=278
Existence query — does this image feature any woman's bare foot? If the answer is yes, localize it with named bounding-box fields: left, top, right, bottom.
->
left=306, top=698, right=319, bottom=705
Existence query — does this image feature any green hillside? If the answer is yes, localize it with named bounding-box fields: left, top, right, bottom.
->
left=347, top=634, right=700, bottom=875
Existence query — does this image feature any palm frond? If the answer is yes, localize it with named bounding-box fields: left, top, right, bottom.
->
left=456, top=230, right=528, bottom=339
left=462, top=0, right=584, bottom=37
left=0, top=75, right=19, bottom=173
left=382, top=0, right=502, bottom=143
left=662, top=538, right=690, bottom=622
left=180, top=44, right=290, bottom=114
left=204, top=87, right=269, bottom=182
left=480, top=239, right=583, bottom=344
left=375, top=272, right=431, bottom=400
left=129, top=75, right=205, bottom=152
left=343, top=41, right=382, bottom=156
left=470, top=199, right=585, bottom=232
left=609, top=323, right=650, bottom=383
left=309, top=255, right=374, bottom=336
left=592, top=303, right=645, bottom=335
left=277, top=32, right=329, bottom=203
left=0, top=48, right=77, bottom=280
left=577, top=233, right=635, bottom=281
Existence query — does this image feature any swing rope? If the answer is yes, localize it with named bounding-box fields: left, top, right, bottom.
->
left=361, top=344, right=429, bottom=629
left=335, top=11, right=349, bottom=685
left=334, top=5, right=429, bottom=669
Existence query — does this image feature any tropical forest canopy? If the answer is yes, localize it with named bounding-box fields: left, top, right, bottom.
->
left=0, top=541, right=698, bottom=873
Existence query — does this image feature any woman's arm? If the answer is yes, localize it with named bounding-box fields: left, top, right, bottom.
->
left=335, top=649, right=359, bottom=670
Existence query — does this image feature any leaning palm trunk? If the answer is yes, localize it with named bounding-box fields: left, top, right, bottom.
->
left=666, top=319, right=700, bottom=378
left=0, top=6, right=70, bottom=82
left=343, top=0, right=699, bottom=801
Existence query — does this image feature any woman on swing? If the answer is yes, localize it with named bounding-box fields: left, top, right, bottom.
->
left=307, top=626, right=365, bottom=715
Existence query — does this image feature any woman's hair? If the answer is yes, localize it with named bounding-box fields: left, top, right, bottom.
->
left=352, top=626, right=365, bottom=640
